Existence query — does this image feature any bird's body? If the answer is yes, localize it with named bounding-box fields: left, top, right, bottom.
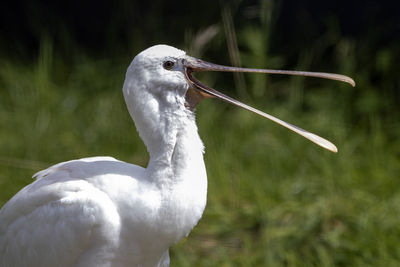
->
left=0, top=45, right=354, bottom=266
left=0, top=155, right=206, bottom=266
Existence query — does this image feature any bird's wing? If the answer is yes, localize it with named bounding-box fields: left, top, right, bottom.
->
left=32, top=156, right=120, bottom=180
left=0, top=157, right=145, bottom=267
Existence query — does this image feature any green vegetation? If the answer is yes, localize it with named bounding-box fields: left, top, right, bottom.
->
left=1, top=0, right=399, bottom=266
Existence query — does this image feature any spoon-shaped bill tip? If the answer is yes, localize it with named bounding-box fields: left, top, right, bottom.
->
left=303, top=132, right=338, bottom=153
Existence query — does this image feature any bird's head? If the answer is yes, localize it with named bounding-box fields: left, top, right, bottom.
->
left=124, top=45, right=189, bottom=106
left=123, top=44, right=355, bottom=152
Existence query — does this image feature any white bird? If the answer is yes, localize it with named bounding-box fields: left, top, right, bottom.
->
left=0, top=45, right=354, bottom=267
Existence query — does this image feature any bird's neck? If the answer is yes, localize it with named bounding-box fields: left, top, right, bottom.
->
left=145, top=110, right=206, bottom=188
left=123, top=80, right=206, bottom=188
left=136, top=109, right=208, bottom=245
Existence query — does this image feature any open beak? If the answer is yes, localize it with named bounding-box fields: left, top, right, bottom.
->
left=183, top=56, right=355, bottom=153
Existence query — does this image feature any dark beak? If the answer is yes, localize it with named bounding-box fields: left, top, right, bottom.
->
left=183, top=56, right=356, bottom=153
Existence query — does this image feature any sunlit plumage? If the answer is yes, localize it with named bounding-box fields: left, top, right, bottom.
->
left=0, top=45, right=354, bottom=267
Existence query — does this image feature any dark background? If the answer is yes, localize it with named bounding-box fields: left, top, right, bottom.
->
left=1, top=0, right=398, bottom=114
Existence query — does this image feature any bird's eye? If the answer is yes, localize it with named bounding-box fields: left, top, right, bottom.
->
left=163, top=61, right=175, bottom=70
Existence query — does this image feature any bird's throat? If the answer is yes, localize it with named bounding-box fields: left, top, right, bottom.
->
left=146, top=112, right=206, bottom=189
left=184, top=87, right=212, bottom=111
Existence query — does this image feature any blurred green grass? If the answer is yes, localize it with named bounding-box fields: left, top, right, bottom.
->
left=1, top=39, right=400, bottom=267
